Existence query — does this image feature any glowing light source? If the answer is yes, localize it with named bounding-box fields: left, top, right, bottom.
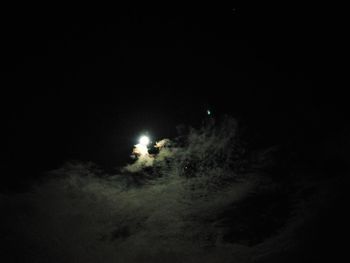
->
left=133, top=135, right=150, bottom=157
left=207, top=109, right=211, bottom=115
left=139, top=135, right=150, bottom=146
left=134, top=143, right=149, bottom=156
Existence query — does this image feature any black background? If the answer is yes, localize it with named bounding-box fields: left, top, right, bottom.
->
left=1, top=4, right=346, bottom=187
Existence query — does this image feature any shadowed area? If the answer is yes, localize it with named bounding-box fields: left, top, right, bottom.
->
left=1, top=117, right=348, bottom=262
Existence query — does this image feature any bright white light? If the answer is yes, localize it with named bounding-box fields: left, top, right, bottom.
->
left=139, top=135, right=150, bottom=146
left=134, top=143, right=149, bottom=156
left=132, top=135, right=151, bottom=157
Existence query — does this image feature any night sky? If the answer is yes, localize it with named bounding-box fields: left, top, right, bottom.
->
left=1, top=5, right=349, bottom=262
left=2, top=6, right=346, bottom=185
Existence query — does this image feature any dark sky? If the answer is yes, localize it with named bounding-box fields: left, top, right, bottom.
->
left=2, top=5, right=346, bottom=184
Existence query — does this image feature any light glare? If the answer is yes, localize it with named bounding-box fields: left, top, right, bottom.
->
left=139, top=135, right=150, bottom=146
